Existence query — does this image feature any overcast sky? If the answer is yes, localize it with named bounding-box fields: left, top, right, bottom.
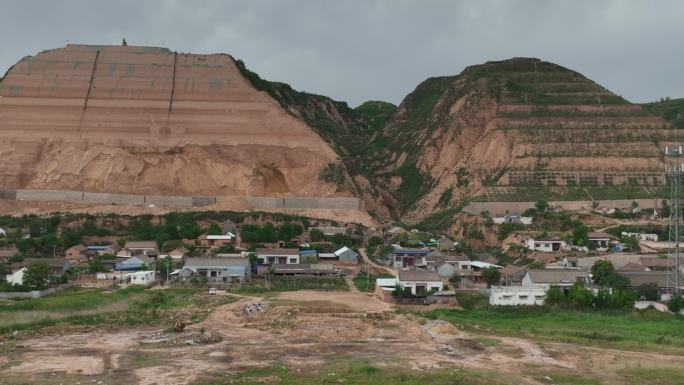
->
left=1, top=0, right=683, bottom=106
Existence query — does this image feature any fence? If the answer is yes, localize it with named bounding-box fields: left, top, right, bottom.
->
left=0, top=283, right=72, bottom=299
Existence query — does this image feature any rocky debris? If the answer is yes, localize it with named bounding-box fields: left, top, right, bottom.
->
left=140, top=330, right=221, bottom=347
left=438, top=344, right=455, bottom=353
left=242, top=303, right=265, bottom=316
left=172, top=319, right=186, bottom=333
left=421, top=320, right=461, bottom=339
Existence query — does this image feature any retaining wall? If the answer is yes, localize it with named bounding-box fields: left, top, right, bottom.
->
left=464, top=198, right=663, bottom=216
left=2, top=189, right=359, bottom=210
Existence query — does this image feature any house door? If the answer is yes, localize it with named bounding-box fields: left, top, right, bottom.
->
left=415, top=284, right=426, bottom=296
left=404, top=257, right=415, bottom=268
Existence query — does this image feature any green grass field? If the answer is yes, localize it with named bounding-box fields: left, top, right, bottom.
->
left=426, top=307, right=684, bottom=352
left=0, top=287, right=232, bottom=334
left=193, top=362, right=516, bottom=385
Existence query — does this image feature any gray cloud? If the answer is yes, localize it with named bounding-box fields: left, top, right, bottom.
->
left=1, top=0, right=682, bottom=106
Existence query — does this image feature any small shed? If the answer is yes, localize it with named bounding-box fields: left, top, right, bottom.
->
left=334, top=246, right=359, bottom=265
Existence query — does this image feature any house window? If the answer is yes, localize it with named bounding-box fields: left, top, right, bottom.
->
left=535, top=295, right=545, bottom=300
left=502, top=295, right=513, bottom=300
left=289, top=258, right=297, bottom=264
left=210, top=271, right=218, bottom=277
left=518, top=295, right=528, bottom=300
left=462, top=265, right=468, bottom=270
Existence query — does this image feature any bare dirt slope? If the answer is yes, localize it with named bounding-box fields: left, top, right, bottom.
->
left=0, top=44, right=341, bottom=198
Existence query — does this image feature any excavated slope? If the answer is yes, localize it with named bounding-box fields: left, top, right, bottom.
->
left=374, top=58, right=679, bottom=220
left=0, top=44, right=340, bottom=197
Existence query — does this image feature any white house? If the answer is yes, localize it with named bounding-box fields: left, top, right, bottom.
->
left=256, top=248, right=300, bottom=265
left=524, top=237, right=567, bottom=252
left=5, top=267, right=26, bottom=285
left=489, top=285, right=548, bottom=306
left=493, top=215, right=533, bottom=225
left=397, top=270, right=443, bottom=296
left=621, top=232, right=658, bottom=242
left=522, top=270, right=590, bottom=289
left=587, top=232, right=611, bottom=251
left=128, top=271, right=156, bottom=285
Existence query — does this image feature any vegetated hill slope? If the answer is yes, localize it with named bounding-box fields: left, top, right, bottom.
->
left=642, top=98, right=684, bottom=129
left=0, top=44, right=343, bottom=198
left=365, top=58, right=680, bottom=222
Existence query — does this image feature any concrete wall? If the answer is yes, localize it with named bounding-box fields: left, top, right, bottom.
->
left=0, top=284, right=71, bottom=299
left=245, top=196, right=360, bottom=210
left=464, top=198, right=663, bottom=216
left=2, top=189, right=359, bottom=210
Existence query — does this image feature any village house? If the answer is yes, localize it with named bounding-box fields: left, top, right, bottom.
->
left=198, top=233, right=235, bottom=248
left=0, top=247, right=18, bottom=262
left=637, top=256, right=681, bottom=270
left=273, top=263, right=335, bottom=276
left=587, top=232, right=611, bottom=251
left=437, top=237, right=455, bottom=251
left=391, top=247, right=429, bottom=269
left=128, top=271, right=156, bottom=285
left=115, top=255, right=154, bottom=271
left=493, top=215, right=533, bottom=225
left=0, top=227, right=6, bottom=237
left=180, top=256, right=250, bottom=284
left=298, top=249, right=319, bottom=263
left=86, top=244, right=119, bottom=257
left=425, top=251, right=471, bottom=278
left=19, top=258, right=71, bottom=277
left=524, top=236, right=567, bottom=252
left=621, top=270, right=684, bottom=299
left=65, top=244, right=87, bottom=263
left=256, top=248, right=300, bottom=265
left=124, top=241, right=159, bottom=259
left=160, top=247, right=188, bottom=261
left=396, top=270, right=444, bottom=296
left=500, top=264, right=524, bottom=286
left=521, top=269, right=590, bottom=289
left=333, top=246, right=359, bottom=265
left=562, top=256, right=579, bottom=268
left=489, top=285, right=547, bottom=306
left=308, top=226, right=347, bottom=241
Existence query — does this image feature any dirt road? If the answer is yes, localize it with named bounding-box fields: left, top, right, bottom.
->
left=2, top=290, right=684, bottom=385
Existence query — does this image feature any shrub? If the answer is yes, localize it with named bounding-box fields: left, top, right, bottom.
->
left=455, top=292, right=488, bottom=310
left=668, top=295, right=684, bottom=313
left=637, top=283, right=660, bottom=301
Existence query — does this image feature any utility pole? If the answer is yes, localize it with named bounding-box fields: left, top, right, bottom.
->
left=666, top=145, right=683, bottom=298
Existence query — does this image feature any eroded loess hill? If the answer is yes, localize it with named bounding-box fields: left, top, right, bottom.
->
left=367, top=58, right=679, bottom=222
left=0, top=44, right=342, bottom=197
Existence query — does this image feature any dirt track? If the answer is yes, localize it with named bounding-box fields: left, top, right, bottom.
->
left=1, top=291, right=683, bottom=385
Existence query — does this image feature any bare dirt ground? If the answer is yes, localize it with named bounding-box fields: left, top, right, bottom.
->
left=1, top=291, right=683, bottom=385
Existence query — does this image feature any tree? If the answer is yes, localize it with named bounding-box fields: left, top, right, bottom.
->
left=661, top=200, right=671, bottom=218
left=621, top=235, right=640, bottom=252
left=637, top=283, right=660, bottom=301
left=591, top=260, right=615, bottom=286
left=0, top=262, right=9, bottom=276
left=207, top=223, right=222, bottom=235
left=481, top=267, right=501, bottom=288
left=605, top=271, right=630, bottom=290
left=535, top=200, right=549, bottom=212
left=544, top=286, right=566, bottom=307
left=331, top=233, right=352, bottom=247
left=309, top=229, right=324, bottom=242
left=88, top=257, right=107, bottom=273
left=668, top=294, right=684, bottom=313
left=23, top=262, right=50, bottom=289
left=526, top=261, right=546, bottom=269
left=449, top=274, right=461, bottom=288
left=157, top=257, right=173, bottom=282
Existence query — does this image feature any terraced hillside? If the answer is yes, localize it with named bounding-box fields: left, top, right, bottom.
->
left=365, top=58, right=680, bottom=220
left=0, top=44, right=343, bottom=198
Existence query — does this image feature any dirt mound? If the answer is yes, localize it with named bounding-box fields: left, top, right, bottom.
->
left=0, top=44, right=341, bottom=198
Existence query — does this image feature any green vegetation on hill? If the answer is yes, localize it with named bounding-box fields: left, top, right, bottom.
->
left=354, top=100, right=397, bottom=132
left=642, top=97, right=684, bottom=128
